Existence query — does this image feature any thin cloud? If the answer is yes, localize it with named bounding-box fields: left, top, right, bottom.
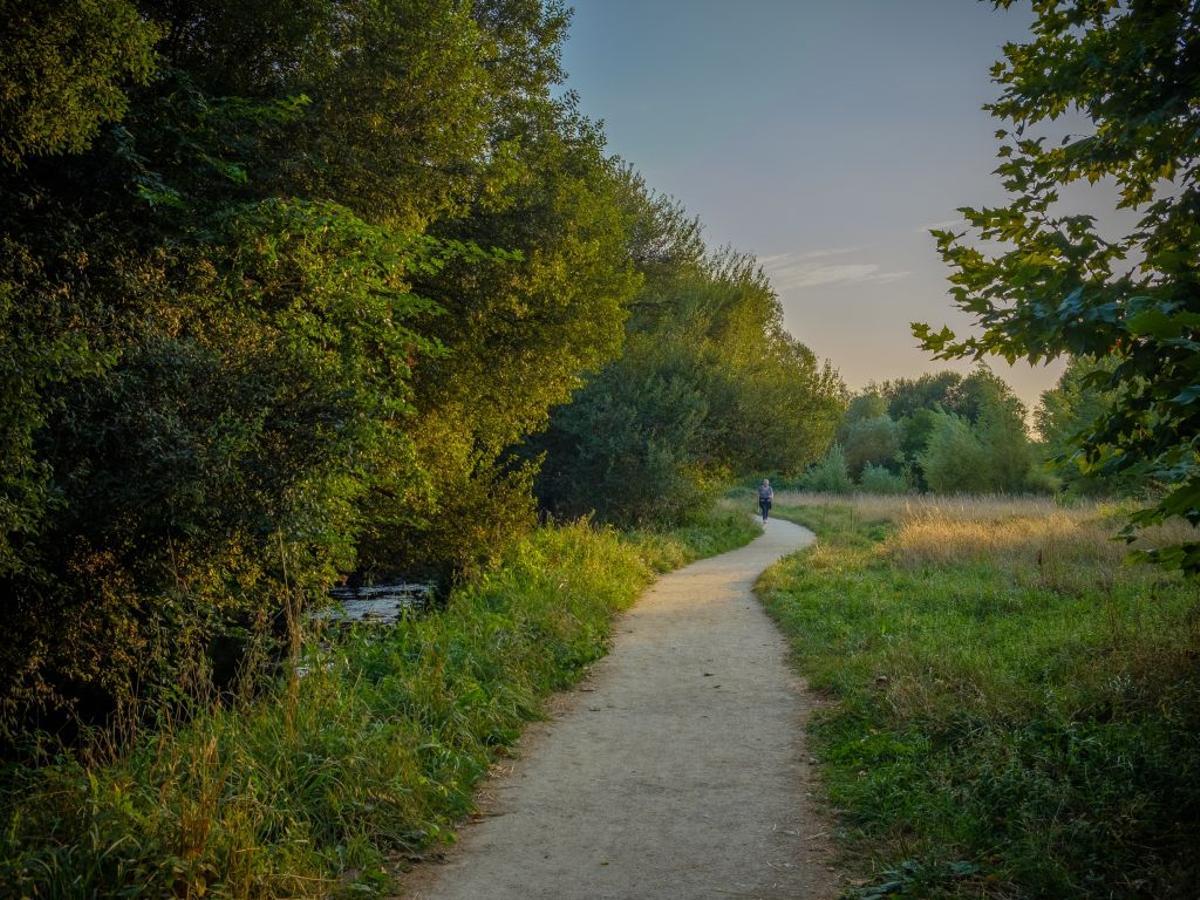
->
left=759, top=246, right=860, bottom=266
left=761, top=248, right=912, bottom=291
left=915, top=217, right=968, bottom=233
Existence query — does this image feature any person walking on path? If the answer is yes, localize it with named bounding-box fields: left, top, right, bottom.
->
left=758, top=478, right=774, bottom=523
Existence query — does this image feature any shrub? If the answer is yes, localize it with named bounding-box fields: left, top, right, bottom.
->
left=799, top=444, right=854, bottom=494
left=919, top=412, right=991, bottom=493
left=858, top=463, right=908, bottom=495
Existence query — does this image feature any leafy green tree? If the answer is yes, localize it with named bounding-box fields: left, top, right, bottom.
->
left=0, top=0, right=159, bottom=164
left=896, top=409, right=940, bottom=486
left=533, top=200, right=843, bottom=526
left=915, top=0, right=1200, bottom=569
left=839, top=391, right=888, bottom=435
left=365, top=106, right=640, bottom=574
left=920, top=413, right=992, bottom=494
left=0, top=0, right=646, bottom=728
left=916, top=382, right=1035, bottom=495
left=799, top=444, right=854, bottom=494
left=535, top=336, right=713, bottom=526
left=881, top=371, right=962, bottom=421
left=841, top=414, right=902, bottom=479
left=977, top=386, right=1035, bottom=493
left=1035, top=354, right=1140, bottom=495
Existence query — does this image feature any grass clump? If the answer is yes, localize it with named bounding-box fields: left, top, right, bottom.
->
left=0, top=512, right=758, bottom=897
left=760, top=494, right=1200, bottom=898
left=623, top=505, right=761, bottom=572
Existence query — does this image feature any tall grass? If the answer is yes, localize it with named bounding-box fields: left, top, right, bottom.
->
left=760, top=495, right=1200, bottom=898
left=0, top=510, right=759, bottom=897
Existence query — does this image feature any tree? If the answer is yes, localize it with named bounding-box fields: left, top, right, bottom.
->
left=881, top=371, right=962, bottom=421
left=0, top=0, right=159, bottom=164
left=799, top=444, right=854, bottom=494
left=533, top=188, right=844, bottom=526
left=976, top=384, right=1035, bottom=492
left=841, top=414, right=902, bottom=479
left=0, top=0, right=647, bottom=728
left=1036, top=354, right=1138, bottom=495
left=839, top=391, right=888, bottom=434
left=914, top=0, right=1200, bottom=570
left=920, top=413, right=992, bottom=494
left=535, top=336, right=713, bottom=526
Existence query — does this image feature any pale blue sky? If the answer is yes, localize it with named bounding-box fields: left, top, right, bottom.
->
left=561, top=0, right=1068, bottom=408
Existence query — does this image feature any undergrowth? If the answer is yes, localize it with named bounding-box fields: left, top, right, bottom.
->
left=760, top=496, right=1200, bottom=899
left=0, top=510, right=758, bottom=897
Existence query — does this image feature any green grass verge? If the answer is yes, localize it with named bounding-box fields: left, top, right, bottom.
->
left=0, top=510, right=759, bottom=897
left=760, top=501, right=1200, bottom=899
left=623, top=506, right=761, bottom=572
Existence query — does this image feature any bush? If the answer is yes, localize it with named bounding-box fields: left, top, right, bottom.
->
left=1023, top=464, right=1061, bottom=495
left=858, top=463, right=908, bottom=494
left=919, top=412, right=991, bottom=493
left=799, top=444, right=854, bottom=494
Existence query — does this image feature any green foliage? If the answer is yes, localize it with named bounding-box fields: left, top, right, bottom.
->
left=914, top=0, right=1200, bottom=570
left=842, top=391, right=889, bottom=427
left=622, top=506, right=762, bottom=573
left=975, top=377, right=1036, bottom=493
left=831, top=367, right=1040, bottom=495
left=1, top=196, right=464, bottom=727
left=1036, top=355, right=1142, bottom=497
left=0, top=0, right=160, bottom=164
left=841, top=414, right=901, bottom=479
left=858, top=463, right=908, bottom=495
left=0, top=514, right=756, bottom=896
left=881, top=371, right=962, bottom=421
left=0, top=0, right=650, bottom=727
left=533, top=187, right=844, bottom=527
left=919, top=394, right=1035, bottom=495
left=762, top=499, right=1200, bottom=897
left=535, top=335, right=716, bottom=526
left=799, top=444, right=855, bottom=494
left=919, top=412, right=991, bottom=494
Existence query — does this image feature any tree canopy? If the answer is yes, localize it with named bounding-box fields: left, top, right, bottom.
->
left=0, top=0, right=842, bottom=732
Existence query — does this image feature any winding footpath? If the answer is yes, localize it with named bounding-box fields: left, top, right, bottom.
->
left=403, top=518, right=835, bottom=900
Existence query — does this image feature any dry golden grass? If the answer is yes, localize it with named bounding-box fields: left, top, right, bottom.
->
left=773, top=491, right=1197, bottom=593
left=772, top=490, right=1064, bottom=523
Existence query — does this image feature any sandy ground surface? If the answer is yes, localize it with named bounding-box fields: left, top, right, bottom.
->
left=401, top=517, right=837, bottom=900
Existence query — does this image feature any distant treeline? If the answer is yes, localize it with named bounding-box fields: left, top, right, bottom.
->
left=797, top=358, right=1141, bottom=497
left=0, top=2, right=843, bottom=735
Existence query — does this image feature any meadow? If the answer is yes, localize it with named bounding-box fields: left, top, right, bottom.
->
left=758, top=493, right=1199, bottom=899
left=0, top=512, right=758, bottom=898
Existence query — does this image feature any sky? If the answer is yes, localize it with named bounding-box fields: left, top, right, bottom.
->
left=560, top=0, right=1069, bottom=409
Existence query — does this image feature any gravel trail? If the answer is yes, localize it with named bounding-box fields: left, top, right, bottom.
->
left=403, top=517, right=835, bottom=900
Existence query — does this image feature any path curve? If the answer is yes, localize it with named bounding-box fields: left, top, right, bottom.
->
left=404, top=518, right=835, bottom=900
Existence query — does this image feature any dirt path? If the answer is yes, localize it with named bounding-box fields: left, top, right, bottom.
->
left=403, top=518, right=836, bottom=900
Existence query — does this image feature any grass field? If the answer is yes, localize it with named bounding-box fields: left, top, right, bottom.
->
left=759, top=493, right=1200, bottom=899
left=0, top=510, right=759, bottom=898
